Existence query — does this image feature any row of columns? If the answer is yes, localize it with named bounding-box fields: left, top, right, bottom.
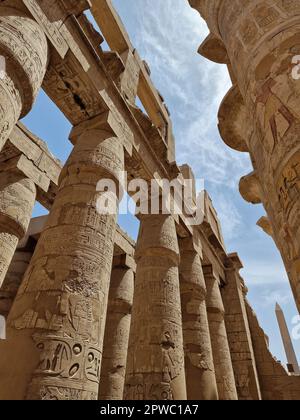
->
left=0, top=1, right=241, bottom=401
left=0, top=1, right=48, bottom=289
left=0, top=209, right=239, bottom=400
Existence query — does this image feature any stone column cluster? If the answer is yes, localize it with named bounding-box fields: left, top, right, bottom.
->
left=189, top=0, right=300, bottom=312
left=0, top=0, right=48, bottom=292
left=0, top=0, right=273, bottom=401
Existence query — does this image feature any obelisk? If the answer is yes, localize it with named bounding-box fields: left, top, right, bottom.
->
left=0, top=316, right=5, bottom=340
left=275, top=303, right=300, bottom=375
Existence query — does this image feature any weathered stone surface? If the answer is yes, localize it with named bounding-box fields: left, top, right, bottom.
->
left=125, top=214, right=187, bottom=400
left=203, top=265, right=238, bottom=400
left=223, top=254, right=261, bottom=400
left=0, top=127, right=124, bottom=400
left=0, top=0, right=298, bottom=402
left=179, top=238, right=218, bottom=400
left=0, top=2, right=48, bottom=150
left=0, top=173, right=36, bottom=288
left=191, top=0, right=300, bottom=313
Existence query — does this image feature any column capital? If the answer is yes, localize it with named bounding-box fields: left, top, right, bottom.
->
left=179, top=231, right=203, bottom=258
left=0, top=155, right=50, bottom=193
left=202, top=264, right=218, bottom=281
left=112, top=253, right=136, bottom=273
left=226, top=253, right=243, bottom=271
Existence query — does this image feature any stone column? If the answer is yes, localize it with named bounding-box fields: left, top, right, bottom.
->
left=190, top=0, right=300, bottom=311
left=0, top=2, right=48, bottom=149
left=0, top=249, right=33, bottom=319
left=0, top=124, right=124, bottom=400
left=203, top=265, right=238, bottom=400
left=0, top=172, right=36, bottom=288
left=125, top=214, right=187, bottom=400
left=222, top=254, right=261, bottom=400
left=179, top=238, right=218, bottom=400
left=99, top=254, right=135, bottom=400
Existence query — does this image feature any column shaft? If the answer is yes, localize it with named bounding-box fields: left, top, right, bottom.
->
left=200, top=0, right=300, bottom=310
left=223, top=259, right=261, bottom=400
left=0, top=173, right=36, bottom=288
left=0, top=128, right=124, bottom=400
left=125, top=214, right=186, bottom=400
left=179, top=244, right=218, bottom=400
left=0, top=3, right=48, bottom=149
left=203, top=265, right=238, bottom=400
left=0, top=250, right=33, bottom=318
left=99, top=260, right=135, bottom=400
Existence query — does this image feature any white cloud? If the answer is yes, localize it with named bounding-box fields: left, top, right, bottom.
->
left=110, top=0, right=298, bottom=355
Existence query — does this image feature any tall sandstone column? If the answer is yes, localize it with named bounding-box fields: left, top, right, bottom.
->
left=0, top=247, right=33, bottom=319
left=179, top=238, right=218, bottom=400
left=190, top=0, right=300, bottom=311
left=222, top=254, right=261, bottom=400
left=0, top=1, right=48, bottom=149
left=125, top=214, right=187, bottom=400
left=0, top=125, right=124, bottom=400
left=99, top=255, right=135, bottom=400
left=203, top=265, right=238, bottom=400
left=0, top=173, right=36, bottom=288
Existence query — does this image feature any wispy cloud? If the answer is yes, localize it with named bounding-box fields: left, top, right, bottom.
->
left=111, top=0, right=299, bottom=361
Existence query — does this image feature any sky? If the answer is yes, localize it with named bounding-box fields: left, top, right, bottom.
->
left=22, top=0, right=299, bottom=366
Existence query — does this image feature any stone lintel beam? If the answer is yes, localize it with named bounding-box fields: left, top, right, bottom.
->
left=218, top=85, right=250, bottom=153
left=201, top=191, right=226, bottom=254
left=0, top=155, right=50, bottom=193
left=90, top=0, right=175, bottom=161
left=99, top=258, right=135, bottom=400
left=59, top=0, right=92, bottom=17
left=239, top=171, right=262, bottom=205
left=112, top=253, right=136, bottom=273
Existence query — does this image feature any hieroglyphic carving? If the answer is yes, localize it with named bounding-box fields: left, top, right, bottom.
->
left=204, top=267, right=238, bottom=400
left=179, top=245, right=218, bottom=400
left=0, top=175, right=36, bottom=287
left=0, top=6, right=48, bottom=149
left=99, top=265, right=134, bottom=400
left=194, top=0, right=300, bottom=312
left=125, top=215, right=186, bottom=401
left=2, top=127, right=124, bottom=400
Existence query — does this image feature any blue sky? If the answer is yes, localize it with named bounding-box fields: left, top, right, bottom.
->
left=23, top=0, right=299, bottom=367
